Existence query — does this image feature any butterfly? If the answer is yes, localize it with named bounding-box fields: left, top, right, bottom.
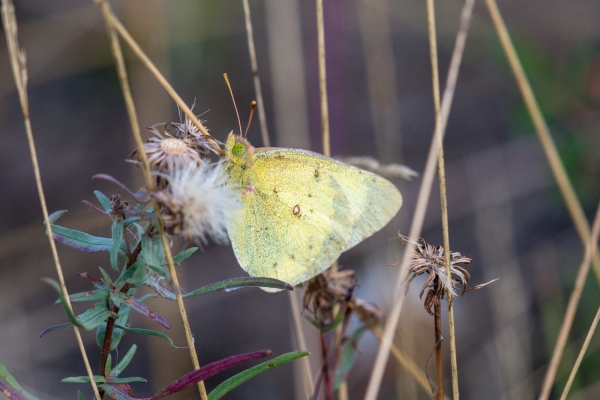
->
left=224, top=132, right=402, bottom=291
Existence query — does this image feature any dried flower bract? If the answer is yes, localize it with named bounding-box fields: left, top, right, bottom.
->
left=150, top=162, right=240, bottom=246
left=397, top=235, right=496, bottom=315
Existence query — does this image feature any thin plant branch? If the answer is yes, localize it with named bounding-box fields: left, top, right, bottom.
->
left=242, top=0, right=270, bottom=147
left=426, top=0, right=459, bottom=397
left=371, top=327, right=451, bottom=400
left=316, top=1, right=345, bottom=398
left=288, top=291, right=315, bottom=398
left=483, top=0, right=600, bottom=284
left=96, top=2, right=222, bottom=156
left=316, top=0, right=331, bottom=158
left=541, top=199, right=600, bottom=399
left=94, top=1, right=207, bottom=398
left=559, top=200, right=600, bottom=400
left=364, top=1, right=476, bottom=398
left=1, top=1, right=101, bottom=399
left=481, top=1, right=600, bottom=398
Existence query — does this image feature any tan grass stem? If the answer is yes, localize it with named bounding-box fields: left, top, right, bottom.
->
left=1, top=1, right=100, bottom=399
left=242, top=0, right=270, bottom=147
left=364, top=1, right=476, bottom=398
left=372, top=327, right=451, bottom=400
left=559, top=200, right=600, bottom=400
left=483, top=0, right=600, bottom=281
left=315, top=1, right=345, bottom=398
left=95, top=1, right=207, bottom=398
left=426, top=0, right=459, bottom=398
left=316, top=0, right=331, bottom=159
left=97, top=2, right=222, bottom=156
left=481, top=1, right=600, bottom=398
left=288, top=291, right=315, bottom=397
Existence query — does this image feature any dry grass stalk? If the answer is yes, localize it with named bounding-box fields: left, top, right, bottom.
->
left=1, top=1, right=100, bottom=398
left=560, top=200, right=600, bottom=399
left=365, top=0, right=476, bottom=398
left=94, top=0, right=207, bottom=397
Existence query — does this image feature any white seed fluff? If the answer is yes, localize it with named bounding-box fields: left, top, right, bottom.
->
left=167, top=162, right=239, bottom=245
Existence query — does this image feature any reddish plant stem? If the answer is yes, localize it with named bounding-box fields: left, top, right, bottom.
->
left=434, top=282, right=444, bottom=400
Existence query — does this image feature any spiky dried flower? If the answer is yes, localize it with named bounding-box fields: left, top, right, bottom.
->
left=303, top=269, right=383, bottom=329
left=150, top=162, right=240, bottom=246
left=166, top=113, right=222, bottom=156
left=397, top=235, right=494, bottom=315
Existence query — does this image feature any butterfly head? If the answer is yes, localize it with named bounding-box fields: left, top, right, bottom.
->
left=225, top=131, right=255, bottom=170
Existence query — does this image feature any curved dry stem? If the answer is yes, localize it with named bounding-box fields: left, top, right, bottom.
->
left=483, top=0, right=600, bottom=284
left=96, top=1, right=222, bottom=157
left=364, top=1, right=476, bottom=398
left=426, top=0, right=459, bottom=398
left=94, top=1, right=207, bottom=398
left=481, top=1, right=600, bottom=398
left=1, top=1, right=100, bottom=398
left=560, top=202, right=600, bottom=400
left=551, top=200, right=600, bottom=400
left=242, top=0, right=270, bottom=147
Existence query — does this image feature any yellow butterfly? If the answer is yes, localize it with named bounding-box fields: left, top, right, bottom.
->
left=224, top=132, right=402, bottom=291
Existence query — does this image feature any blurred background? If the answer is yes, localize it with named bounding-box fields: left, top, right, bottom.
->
left=1, top=0, right=599, bottom=399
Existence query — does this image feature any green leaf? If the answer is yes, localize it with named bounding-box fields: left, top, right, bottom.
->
left=98, top=267, right=113, bottom=286
left=78, top=390, right=85, bottom=400
left=62, top=376, right=105, bottom=384
left=94, top=190, right=113, bottom=213
left=96, top=309, right=130, bottom=350
left=105, top=354, right=112, bottom=376
left=110, top=344, right=137, bottom=379
left=60, top=289, right=110, bottom=304
left=98, top=384, right=146, bottom=400
left=171, top=247, right=198, bottom=265
left=180, top=277, right=294, bottom=299
left=0, top=361, right=40, bottom=400
left=334, top=326, right=368, bottom=389
left=77, top=303, right=114, bottom=331
left=115, top=325, right=173, bottom=346
left=50, top=223, right=125, bottom=255
left=207, top=351, right=309, bottom=400
left=114, top=257, right=144, bottom=286
left=109, top=377, right=147, bottom=384
left=48, top=210, right=67, bottom=224
left=142, top=234, right=167, bottom=278
left=120, top=294, right=170, bottom=329
left=43, top=278, right=83, bottom=328
left=110, top=221, right=125, bottom=270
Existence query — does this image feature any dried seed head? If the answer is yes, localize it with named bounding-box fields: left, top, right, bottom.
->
left=151, top=162, right=240, bottom=246
left=398, top=235, right=480, bottom=315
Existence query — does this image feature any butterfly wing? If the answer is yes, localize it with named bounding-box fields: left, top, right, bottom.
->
left=227, top=151, right=355, bottom=289
left=271, top=149, right=402, bottom=250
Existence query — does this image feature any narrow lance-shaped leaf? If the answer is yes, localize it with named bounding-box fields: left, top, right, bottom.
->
left=39, top=322, right=72, bottom=338
left=170, top=247, right=198, bottom=265
left=110, top=344, right=137, bottom=379
left=115, top=325, right=173, bottom=346
left=120, top=294, right=170, bottom=329
left=151, top=350, right=273, bottom=399
left=57, top=289, right=109, bottom=304
left=0, top=361, right=40, bottom=400
left=334, top=325, right=368, bottom=390
left=110, top=220, right=125, bottom=270
left=146, top=277, right=294, bottom=301
left=47, top=210, right=126, bottom=255
left=98, top=383, right=148, bottom=400
left=77, top=303, right=114, bottom=331
left=207, top=351, right=310, bottom=400
left=43, top=278, right=83, bottom=328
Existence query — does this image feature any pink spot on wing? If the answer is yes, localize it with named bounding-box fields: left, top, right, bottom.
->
left=242, top=183, right=255, bottom=195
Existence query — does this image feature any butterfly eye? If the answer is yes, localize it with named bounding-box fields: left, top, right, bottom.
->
left=232, top=142, right=247, bottom=157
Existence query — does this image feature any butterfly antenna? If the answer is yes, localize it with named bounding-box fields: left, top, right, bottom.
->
left=223, top=73, right=243, bottom=137
left=243, top=101, right=257, bottom=138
